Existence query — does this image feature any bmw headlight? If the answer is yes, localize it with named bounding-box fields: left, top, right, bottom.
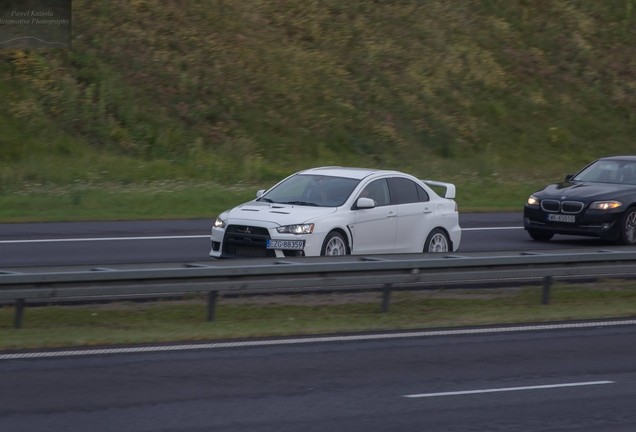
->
left=276, top=223, right=314, bottom=234
left=527, top=196, right=540, bottom=206
left=589, top=201, right=622, bottom=210
left=213, top=217, right=227, bottom=229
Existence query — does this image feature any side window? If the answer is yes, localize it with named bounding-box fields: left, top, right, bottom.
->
left=416, top=184, right=430, bottom=202
left=358, top=179, right=390, bottom=206
left=390, top=177, right=419, bottom=204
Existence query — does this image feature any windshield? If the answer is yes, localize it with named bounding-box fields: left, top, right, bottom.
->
left=259, top=174, right=361, bottom=207
left=573, top=160, right=636, bottom=185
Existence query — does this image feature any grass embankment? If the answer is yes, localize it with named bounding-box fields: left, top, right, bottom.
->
left=2, top=1, right=636, bottom=221
left=1, top=281, right=635, bottom=350
left=0, top=179, right=536, bottom=222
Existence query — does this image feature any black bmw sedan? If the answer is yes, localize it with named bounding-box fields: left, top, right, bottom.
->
left=524, top=156, right=636, bottom=245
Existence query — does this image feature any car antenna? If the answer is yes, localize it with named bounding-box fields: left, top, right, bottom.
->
left=378, top=162, right=386, bottom=169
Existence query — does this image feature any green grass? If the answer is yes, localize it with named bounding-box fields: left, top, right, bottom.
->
left=2, top=1, right=636, bottom=222
left=0, top=177, right=543, bottom=223
left=1, top=281, right=635, bottom=350
left=0, top=182, right=258, bottom=222
left=3, top=2, right=635, bottom=353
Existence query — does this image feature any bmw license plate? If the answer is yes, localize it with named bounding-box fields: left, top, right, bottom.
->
left=266, top=239, right=305, bottom=250
left=547, top=214, right=575, bottom=223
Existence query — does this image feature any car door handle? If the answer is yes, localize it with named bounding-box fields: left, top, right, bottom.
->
left=387, top=212, right=396, bottom=218
left=423, top=207, right=432, bottom=214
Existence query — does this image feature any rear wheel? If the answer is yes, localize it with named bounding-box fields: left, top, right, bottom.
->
left=321, top=231, right=348, bottom=256
left=528, top=229, right=554, bottom=242
left=618, top=207, right=636, bottom=245
left=424, top=228, right=450, bottom=253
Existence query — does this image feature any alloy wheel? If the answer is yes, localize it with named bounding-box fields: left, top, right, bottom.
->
left=325, top=236, right=347, bottom=255
left=428, top=233, right=449, bottom=252
left=625, top=210, right=636, bottom=244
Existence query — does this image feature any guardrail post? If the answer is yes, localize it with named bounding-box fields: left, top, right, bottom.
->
left=382, top=284, right=392, bottom=313
left=542, top=276, right=552, bottom=305
left=207, top=291, right=218, bottom=322
left=14, top=299, right=25, bottom=329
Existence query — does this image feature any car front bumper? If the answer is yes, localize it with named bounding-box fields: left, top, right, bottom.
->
left=209, top=220, right=325, bottom=258
left=523, top=205, right=624, bottom=240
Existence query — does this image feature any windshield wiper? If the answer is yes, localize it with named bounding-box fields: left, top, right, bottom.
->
left=258, top=197, right=274, bottom=203
left=281, top=201, right=320, bottom=206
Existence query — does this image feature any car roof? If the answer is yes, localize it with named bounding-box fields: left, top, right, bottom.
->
left=298, top=166, right=403, bottom=180
left=599, top=155, right=636, bottom=162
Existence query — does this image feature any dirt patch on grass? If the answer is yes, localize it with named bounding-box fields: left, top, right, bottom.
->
left=221, top=288, right=522, bottom=306
left=74, top=288, right=521, bottom=310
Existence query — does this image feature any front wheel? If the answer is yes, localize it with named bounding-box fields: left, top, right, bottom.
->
left=424, top=228, right=450, bottom=253
left=528, top=229, right=554, bottom=242
left=321, top=231, right=348, bottom=256
left=617, top=207, right=636, bottom=245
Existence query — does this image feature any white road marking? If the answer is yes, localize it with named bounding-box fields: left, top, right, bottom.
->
left=403, top=381, right=614, bottom=398
left=0, top=227, right=521, bottom=244
left=0, top=235, right=210, bottom=244
left=462, top=226, right=524, bottom=231
left=1, top=319, right=635, bottom=361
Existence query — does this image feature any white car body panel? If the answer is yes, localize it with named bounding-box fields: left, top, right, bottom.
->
left=225, top=202, right=338, bottom=225
left=394, top=201, right=435, bottom=253
left=352, top=204, right=398, bottom=254
left=210, top=167, right=462, bottom=258
left=420, top=179, right=456, bottom=199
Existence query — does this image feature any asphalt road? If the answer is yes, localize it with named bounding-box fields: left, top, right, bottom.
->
left=1, top=216, right=635, bottom=431
left=0, top=213, right=618, bottom=267
left=1, top=323, right=635, bottom=431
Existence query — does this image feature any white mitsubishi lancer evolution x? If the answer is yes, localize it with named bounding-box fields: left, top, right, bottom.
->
left=210, top=167, right=461, bottom=258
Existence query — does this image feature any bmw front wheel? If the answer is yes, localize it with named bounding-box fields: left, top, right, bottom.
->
left=321, top=231, right=348, bottom=256
left=424, top=228, right=450, bottom=253
left=618, top=207, right=636, bottom=245
left=528, top=229, right=554, bottom=242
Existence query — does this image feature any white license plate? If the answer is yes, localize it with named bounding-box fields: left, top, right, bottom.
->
left=547, top=214, right=575, bottom=223
left=266, top=239, right=305, bottom=250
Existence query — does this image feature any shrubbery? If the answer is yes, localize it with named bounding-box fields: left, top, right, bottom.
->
left=2, top=0, right=636, bottom=190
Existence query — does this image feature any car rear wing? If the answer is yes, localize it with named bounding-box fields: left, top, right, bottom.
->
left=420, top=180, right=456, bottom=199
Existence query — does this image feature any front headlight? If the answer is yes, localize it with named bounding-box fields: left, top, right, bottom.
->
left=213, top=217, right=227, bottom=229
left=276, top=223, right=314, bottom=234
left=589, top=201, right=622, bottom=210
left=527, top=196, right=540, bottom=206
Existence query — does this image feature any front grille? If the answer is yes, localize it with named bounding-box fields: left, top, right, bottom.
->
left=223, top=225, right=275, bottom=258
left=540, top=199, right=584, bottom=214
left=561, top=201, right=584, bottom=214
left=229, top=225, right=269, bottom=236
left=541, top=200, right=560, bottom=212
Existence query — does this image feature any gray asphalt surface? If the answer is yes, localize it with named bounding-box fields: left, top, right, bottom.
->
left=1, top=216, right=634, bottom=431
left=1, top=324, right=635, bottom=431
left=0, top=213, right=616, bottom=267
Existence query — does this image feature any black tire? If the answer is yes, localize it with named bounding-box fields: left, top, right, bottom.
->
left=528, top=229, right=554, bottom=242
left=617, top=207, right=636, bottom=245
left=424, top=228, right=450, bottom=253
left=321, top=231, right=348, bottom=256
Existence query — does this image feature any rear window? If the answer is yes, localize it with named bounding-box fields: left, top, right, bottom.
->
left=391, top=177, right=419, bottom=204
left=416, top=185, right=430, bottom=202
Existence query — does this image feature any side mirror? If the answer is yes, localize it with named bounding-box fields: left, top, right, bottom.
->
left=565, top=174, right=573, bottom=182
left=356, top=197, right=375, bottom=209
left=256, top=189, right=265, bottom=198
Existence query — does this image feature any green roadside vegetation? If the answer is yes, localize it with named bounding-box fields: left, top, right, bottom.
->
left=2, top=1, right=636, bottom=222
left=0, top=281, right=635, bottom=350
left=2, top=1, right=636, bottom=349
left=0, top=178, right=539, bottom=222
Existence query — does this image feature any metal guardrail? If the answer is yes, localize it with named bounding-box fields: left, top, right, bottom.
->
left=2, top=247, right=636, bottom=328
